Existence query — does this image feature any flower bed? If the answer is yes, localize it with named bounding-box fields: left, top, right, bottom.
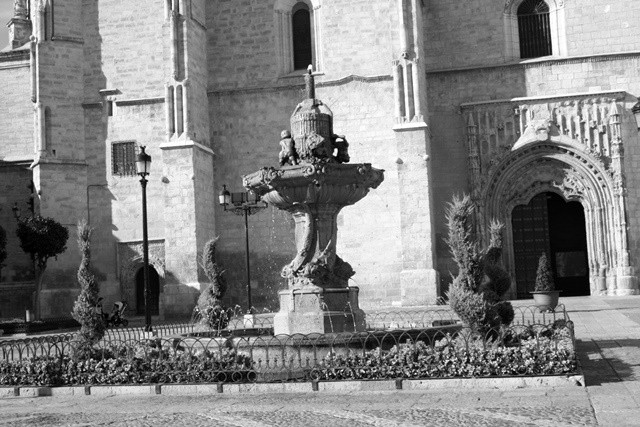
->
left=0, top=343, right=253, bottom=386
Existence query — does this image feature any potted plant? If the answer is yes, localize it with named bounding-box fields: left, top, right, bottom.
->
left=531, top=252, right=561, bottom=312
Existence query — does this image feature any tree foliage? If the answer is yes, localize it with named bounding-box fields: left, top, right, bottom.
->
left=194, top=237, right=229, bottom=330
left=16, top=215, right=68, bottom=271
left=534, top=252, right=555, bottom=292
left=71, top=220, right=106, bottom=359
left=16, top=215, right=69, bottom=319
left=445, top=194, right=514, bottom=334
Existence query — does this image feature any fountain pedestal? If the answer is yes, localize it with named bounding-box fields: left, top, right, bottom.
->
left=273, top=286, right=365, bottom=335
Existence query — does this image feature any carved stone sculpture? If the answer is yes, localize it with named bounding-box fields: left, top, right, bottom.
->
left=278, top=130, right=298, bottom=166
left=14, top=0, right=29, bottom=19
left=243, top=69, right=384, bottom=334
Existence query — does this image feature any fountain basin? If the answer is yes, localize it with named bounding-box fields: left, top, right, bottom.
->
left=243, top=162, right=384, bottom=210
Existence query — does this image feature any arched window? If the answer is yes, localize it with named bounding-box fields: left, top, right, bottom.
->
left=274, top=0, right=322, bottom=75
left=503, top=0, right=566, bottom=61
left=292, top=4, right=312, bottom=70
left=517, top=0, right=552, bottom=58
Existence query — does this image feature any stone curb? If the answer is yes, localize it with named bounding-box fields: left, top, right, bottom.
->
left=0, top=374, right=584, bottom=398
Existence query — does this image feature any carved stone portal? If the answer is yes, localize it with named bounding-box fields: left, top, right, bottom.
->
left=463, top=92, right=638, bottom=296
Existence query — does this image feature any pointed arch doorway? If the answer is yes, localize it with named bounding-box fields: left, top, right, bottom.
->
left=512, top=192, right=589, bottom=298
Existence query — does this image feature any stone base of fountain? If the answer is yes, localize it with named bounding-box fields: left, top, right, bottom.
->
left=273, top=286, right=366, bottom=335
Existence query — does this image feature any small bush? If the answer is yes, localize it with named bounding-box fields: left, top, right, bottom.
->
left=71, top=220, right=106, bottom=359
left=445, top=195, right=513, bottom=334
left=194, top=238, right=229, bottom=330
left=535, top=252, right=555, bottom=292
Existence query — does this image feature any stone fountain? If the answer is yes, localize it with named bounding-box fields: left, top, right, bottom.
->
left=243, top=70, right=384, bottom=335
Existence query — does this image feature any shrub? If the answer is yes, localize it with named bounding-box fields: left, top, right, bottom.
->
left=445, top=195, right=513, bottom=334
left=71, top=220, right=106, bottom=359
left=534, top=252, right=555, bottom=292
left=194, top=237, right=229, bottom=330
left=15, top=215, right=69, bottom=319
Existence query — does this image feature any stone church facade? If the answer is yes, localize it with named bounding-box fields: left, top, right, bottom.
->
left=1, top=0, right=639, bottom=319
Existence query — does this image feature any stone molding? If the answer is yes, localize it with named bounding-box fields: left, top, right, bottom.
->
left=426, top=51, right=640, bottom=75
left=159, top=140, right=214, bottom=156
left=207, top=74, right=392, bottom=97
left=115, top=97, right=164, bottom=107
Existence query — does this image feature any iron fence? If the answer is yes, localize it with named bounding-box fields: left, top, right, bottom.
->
left=0, top=320, right=576, bottom=386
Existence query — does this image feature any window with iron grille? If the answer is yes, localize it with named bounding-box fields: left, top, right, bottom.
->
left=112, top=141, right=137, bottom=177
left=518, top=0, right=552, bottom=59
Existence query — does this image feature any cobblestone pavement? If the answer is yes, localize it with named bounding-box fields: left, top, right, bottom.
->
left=0, top=389, right=595, bottom=427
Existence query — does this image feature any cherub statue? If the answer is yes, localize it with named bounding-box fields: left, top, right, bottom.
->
left=278, top=130, right=299, bottom=166
left=332, top=134, right=350, bottom=164
left=14, top=0, right=29, bottom=19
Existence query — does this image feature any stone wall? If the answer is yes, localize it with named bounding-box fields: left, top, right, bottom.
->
left=82, top=0, right=166, bottom=100
left=0, top=57, right=32, bottom=160
left=424, top=0, right=640, bottom=70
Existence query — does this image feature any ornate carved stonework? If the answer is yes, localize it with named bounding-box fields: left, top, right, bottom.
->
left=461, top=91, right=637, bottom=296
left=117, top=239, right=165, bottom=304
left=14, top=0, right=28, bottom=19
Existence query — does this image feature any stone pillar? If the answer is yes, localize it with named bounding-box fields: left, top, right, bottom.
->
left=391, top=0, right=439, bottom=305
left=394, top=124, right=440, bottom=305
left=160, top=144, right=215, bottom=317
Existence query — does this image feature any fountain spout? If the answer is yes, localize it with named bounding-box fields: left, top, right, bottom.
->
left=305, top=65, right=316, bottom=101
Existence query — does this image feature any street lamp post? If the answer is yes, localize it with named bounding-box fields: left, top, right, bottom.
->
left=218, top=185, right=267, bottom=313
left=136, top=146, right=152, bottom=332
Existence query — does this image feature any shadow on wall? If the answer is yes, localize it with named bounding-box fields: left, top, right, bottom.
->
left=161, top=270, right=200, bottom=320
left=84, top=0, right=118, bottom=319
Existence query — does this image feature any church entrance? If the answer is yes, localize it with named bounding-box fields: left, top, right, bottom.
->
left=511, top=192, right=590, bottom=298
left=135, top=266, right=160, bottom=315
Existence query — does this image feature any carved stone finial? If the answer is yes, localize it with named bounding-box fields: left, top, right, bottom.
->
left=305, top=65, right=315, bottom=100
left=14, top=0, right=29, bottom=19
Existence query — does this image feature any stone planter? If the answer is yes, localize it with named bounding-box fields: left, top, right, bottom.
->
left=531, top=290, right=562, bottom=312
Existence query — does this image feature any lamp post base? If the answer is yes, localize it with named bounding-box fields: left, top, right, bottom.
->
left=273, top=286, right=365, bottom=335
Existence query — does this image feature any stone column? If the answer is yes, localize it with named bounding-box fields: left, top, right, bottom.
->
left=391, top=0, right=439, bottom=305
left=160, top=145, right=215, bottom=317
left=394, top=125, right=440, bottom=305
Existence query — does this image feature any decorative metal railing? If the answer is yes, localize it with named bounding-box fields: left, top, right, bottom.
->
left=0, top=304, right=570, bottom=341
left=0, top=318, right=576, bottom=386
